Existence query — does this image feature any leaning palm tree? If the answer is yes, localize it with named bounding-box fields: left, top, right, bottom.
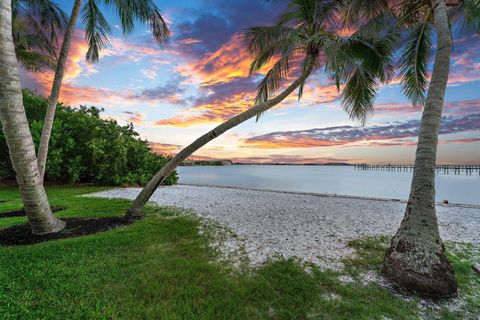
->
left=124, top=0, right=396, bottom=219
left=36, top=0, right=170, bottom=181
left=0, top=0, right=65, bottom=234
left=341, top=0, right=480, bottom=297
left=12, top=0, right=67, bottom=71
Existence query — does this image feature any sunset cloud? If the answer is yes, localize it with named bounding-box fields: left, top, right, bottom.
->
left=243, top=113, right=480, bottom=149
left=149, top=142, right=181, bottom=155
left=178, top=38, right=203, bottom=45
left=123, top=111, right=146, bottom=126
left=375, top=99, right=480, bottom=116
left=176, top=33, right=275, bottom=87
left=229, top=155, right=354, bottom=164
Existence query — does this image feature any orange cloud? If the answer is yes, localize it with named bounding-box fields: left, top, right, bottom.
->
left=244, top=136, right=346, bottom=149
left=242, top=113, right=480, bottom=149
left=149, top=142, right=181, bottom=155
left=176, top=33, right=275, bottom=86
left=22, top=28, right=172, bottom=106
left=155, top=79, right=340, bottom=127
left=124, top=111, right=146, bottom=125
left=155, top=90, right=255, bottom=127
left=178, top=38, right=203, bottom=45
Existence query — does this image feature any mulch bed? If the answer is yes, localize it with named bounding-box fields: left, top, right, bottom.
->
left=0, top=206, right=65, bottom=218
left=0, top=217, right=133, bottom=246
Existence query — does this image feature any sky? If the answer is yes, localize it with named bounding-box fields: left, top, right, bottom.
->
left=19, top=0, right=480, bottom=165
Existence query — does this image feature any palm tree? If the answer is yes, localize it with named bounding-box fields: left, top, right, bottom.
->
left=124, top=0, right=396, bottom=219
left=341, top=0, right=480, bottom=297
left=36, top=0, right=170, bottom=181
left=12, top=0, right=67, bottom=71
left=0, top=0, right=65, bottom=235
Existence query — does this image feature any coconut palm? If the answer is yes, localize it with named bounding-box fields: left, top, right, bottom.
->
left=1, top=0, right=65, bottom=235
left=36, top=0, right=170, bottom=181
left=124, top=0, right=397, bottom=219
left=341, top=0, right=480, bottom=298
left=12, top=0, right=67, bottom=71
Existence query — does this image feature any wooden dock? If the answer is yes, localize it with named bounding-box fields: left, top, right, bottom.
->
left=354, top=164, right=480, bottom=175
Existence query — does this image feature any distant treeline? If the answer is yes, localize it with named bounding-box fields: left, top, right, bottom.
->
left=234, top=163, right=353, bottom=166
left=181, top=160, right=233, bottom=166
left=0, top=90, right=177, bottom=186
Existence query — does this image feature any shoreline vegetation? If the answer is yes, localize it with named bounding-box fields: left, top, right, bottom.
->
left=0, top=91, right=178, bottom=186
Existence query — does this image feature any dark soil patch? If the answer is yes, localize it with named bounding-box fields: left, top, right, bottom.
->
left=0, top=217, right=132, bottom=246
left=0, top=206, right=65, bottom=218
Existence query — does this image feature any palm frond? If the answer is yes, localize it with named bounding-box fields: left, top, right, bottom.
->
left=12, top=0, right=67, bottom=69
left=339, top=0, right=390, bottom=26
left=244, top=25, right=298, bottom=56
left=277, top=0, right=313, bottom=25
left=350, top=30, right=397, bottom=83
left=352, top=11, right=398, bottom=39
left=82, top=0, right=112, bottom=63
left=398, top=14, right=433, bottom=106
left=452, top=0, right=480, bottom=32
left=16, top=50, right=56, bottom=71
left=18, top=0, right=68, bottom=31
left=322, top=29, right=395, bottom=92
left=104, top=0, right=135, bottom=33
left=104, top=0, right=170, bottom=44
left=328, top=28, right=397, bottom=124
left=398, top=0, right=430, bottom=26
left=149, top=9, right=170, bottom=44
left=314, top=0, right=342, bottom=27
left=255, top=53, right=293, bottom=106
left=19, top=10, right=58, bottom=57
left=341, top=66, right=378, bottom=124
left=248, top=47, right=277, bottom=76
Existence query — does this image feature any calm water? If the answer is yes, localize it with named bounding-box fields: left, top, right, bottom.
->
left=177, top=165, right=480, bottom=205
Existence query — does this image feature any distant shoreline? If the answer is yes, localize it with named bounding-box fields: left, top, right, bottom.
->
left=180, top=162, right=354, bottom=166
left=180, top=162, right=479, bottom=167
left=232, top=162, right=353, bottom=166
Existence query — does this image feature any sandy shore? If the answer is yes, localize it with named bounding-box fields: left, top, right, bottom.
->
left=90, top=185, right=480, bottom=268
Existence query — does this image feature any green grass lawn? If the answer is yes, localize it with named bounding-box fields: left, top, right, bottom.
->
left=0, top=186, right=478, bottom=319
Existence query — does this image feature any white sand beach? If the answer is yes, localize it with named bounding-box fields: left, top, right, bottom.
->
left=91, top=184, right=480, bottom=269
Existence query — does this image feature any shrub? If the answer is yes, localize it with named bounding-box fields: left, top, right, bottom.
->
left=0, top=90, right=177, bottom=186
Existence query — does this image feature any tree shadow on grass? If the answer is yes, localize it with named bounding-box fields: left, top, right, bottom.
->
left=0, top=217, right=132, bottom=246
left=0, top=206, right=65, bottom=218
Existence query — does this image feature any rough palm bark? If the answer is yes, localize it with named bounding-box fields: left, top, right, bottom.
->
left=0, top=0, right=65, bottom=235
left=37, top=0, right=82, bottom=181
left=384, top=0, right=457, bottom=298
left=125, top=57, right=316, bottom=219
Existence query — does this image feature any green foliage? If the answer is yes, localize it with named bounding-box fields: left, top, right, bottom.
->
left=0, top=91, right=177, bottom=186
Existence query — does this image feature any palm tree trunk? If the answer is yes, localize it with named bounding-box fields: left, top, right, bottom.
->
left=125, top=57, right=316, bottom=219
left=383, top=0, right=457, bottom=298
left=37, top=0, right=82, bottom=181
left=0, top=0, right=65, bottom=235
